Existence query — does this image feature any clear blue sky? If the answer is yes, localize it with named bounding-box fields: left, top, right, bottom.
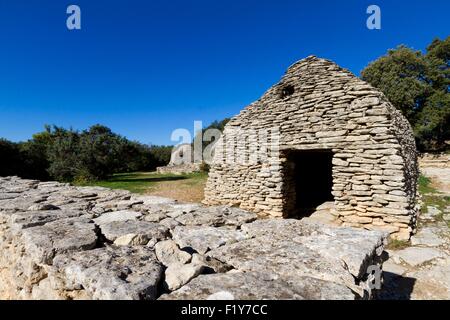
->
left=0, top=0, right=448, bottom=145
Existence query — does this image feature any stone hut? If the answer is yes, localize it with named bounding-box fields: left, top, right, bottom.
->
left=169, top=144, right=193, bottom=166
left=203, top=56, right=419, bottom=240
left=156, top=144, right=201, bottom=174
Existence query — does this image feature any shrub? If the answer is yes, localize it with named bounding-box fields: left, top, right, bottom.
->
left=361, top=36, right=450, bottom=152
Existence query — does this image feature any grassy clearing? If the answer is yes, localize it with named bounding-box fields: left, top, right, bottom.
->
left=386, top=239, right=410, bottom=250
left=418, top=174, right=449, bottom=210
left=418, top=174, right=450, bottom=227
left=76, top=171, right=208, bottom=202
left=418, top=175, right=435, bottom=195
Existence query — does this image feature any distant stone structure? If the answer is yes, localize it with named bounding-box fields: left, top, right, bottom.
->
left=169, top=144, right=193, bottom=166
left=156, top=144, right=201, bottom=174
left=204, top=56, right=419, bottom=240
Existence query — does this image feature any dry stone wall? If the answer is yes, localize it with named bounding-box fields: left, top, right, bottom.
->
left=204, top=56, right=419, bottom=240
left=156, top=163, right=201, bottom=175
left=0, top=176, right=387, bottom=300
left=156, top=144, right=201, bottom=174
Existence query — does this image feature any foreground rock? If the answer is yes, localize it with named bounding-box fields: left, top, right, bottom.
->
left=164, top=259, right=204, bottom=291
left=0, top=176, right=387, bottom=300
left=154, top=240, right=192, bottom=266
left=21, top=217, right=98, bottom=265
left=50, top=246, right=163, bottom=300
left=390, top=247, right=444, bottom=267
left=207, top=220, right=385, bottom=297
left=160, top=271, right=357, bottom=300
left=172, top=226, right=248, bottom=254
left=100, top=220, right=169, bottom=245
left=379, top=159, right=450, bottom=300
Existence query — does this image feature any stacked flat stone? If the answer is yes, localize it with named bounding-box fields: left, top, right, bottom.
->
left=419, top=153, right=450, bottom=169
left=156, top=163, right=201, bottom=174
left=203, top=56, right=419, bottom=240
left=0, top=176, right=386, bottom=300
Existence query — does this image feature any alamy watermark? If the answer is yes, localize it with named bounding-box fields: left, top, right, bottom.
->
left=65, top=5, right=381, bottom=31
left=67, top=5, right=81, bottom=30
left=367, top=5, right=381, bottom=30
left=367, top=265, right=382, bottom=290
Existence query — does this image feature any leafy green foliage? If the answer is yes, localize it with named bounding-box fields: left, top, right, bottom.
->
left=205, top=119, right=230, bottom=132
left=418, top=175, right=435, bottom=195
left=0, top=134, right=51, bottom=180
left=0, top=139, right=22, bottom=177
left=47, top=127, right=82, bottom=181
left=193, top=118, right=230, bottom=155
left=418, top=174, right=450, bottom=227
left=199, top=162, right=210, bottom=172
left=148, top=145, right=173, bottom=169
left=19, top=128, right=52, bottom=180
left=0, top=125, right=173, bottom=182
left=0, top=118, right=230, bottom=182
left=361, top=36, right=450, bottom=152
left=386, top=239, right=410, bottom=250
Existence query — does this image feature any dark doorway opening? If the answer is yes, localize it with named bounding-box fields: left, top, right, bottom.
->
left=286, top=150, right=333, bottom=218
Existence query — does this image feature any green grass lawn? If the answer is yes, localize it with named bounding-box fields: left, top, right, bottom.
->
left=386, top=173, right=449, bottom=248
left=75, top=171, right=209, bottom=201
left=418, top=174, right=450, bottom=227
left=418, top=175, right=436, bottom=195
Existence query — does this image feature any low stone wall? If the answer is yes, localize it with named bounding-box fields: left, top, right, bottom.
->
left=419, top=154, right=450, bottom=169
left=156, top=163, right=201, bottom=175
left=0, top=176, right=387, bottom=300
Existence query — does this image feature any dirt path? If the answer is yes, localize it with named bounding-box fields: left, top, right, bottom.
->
left=380, top=157, right=450, bottom=300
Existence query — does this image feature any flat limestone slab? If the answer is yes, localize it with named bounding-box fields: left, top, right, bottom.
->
left=172, top=226, right=247, bottom=254
left=241, top=219, right=386, bottom=279
left=410, top=227, right=446, bottom=247
left=51, top=246, right=163, bottom=300
left=93, top=210, right=142, bottom=225
left=0, top=176, right=389, bottom=300
left=208, top=235, right=358, bottom=292
left=100, top=220, right=169, bottom=243
left=392, top=247, right=444, bottom=267
left=175, top=206, right=257, bottom=227
left=406, top=257, right=450, bottom=299
left=21, top=216, right=98, bottom=265
left=8, top=209, right=86, bottom=232
left=207, top=219, right=387, bottom=296
left=160, top=271, right=356, bottom=300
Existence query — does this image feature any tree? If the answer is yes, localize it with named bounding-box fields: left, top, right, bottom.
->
left=76, top=125, right=130, bottom=180
left=46, top=127, right=81, bottom=182
left=206, top=118, right=230, bottom=132
left=193, top=118, right=230, bottom=156
left=116, top=141, right=152, bottom=173
left=148, top=145, right=172, bottom=169
left=18, top=126, right=53, bottom=180
left=361, top=36, right=449, bottom=152
left=45, top=124, right=174, bottom=181
left=0, top=139, right=22, bottom=177
left=1, top=124, right=177, bottom=182
left=46, top=124, right=152, bottom=181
